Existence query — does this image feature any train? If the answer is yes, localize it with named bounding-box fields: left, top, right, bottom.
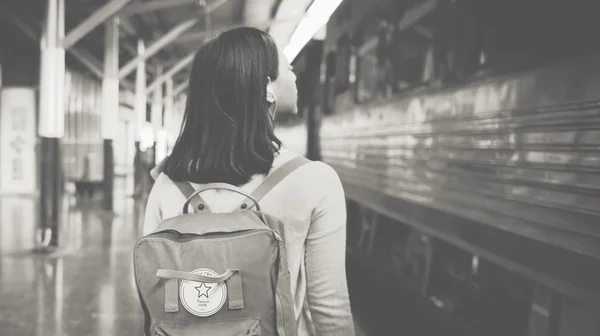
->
left=276, top=0, right=600, bottom=335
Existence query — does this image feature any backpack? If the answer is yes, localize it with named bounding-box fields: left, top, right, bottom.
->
left=134, top=156, right=310, bottom=336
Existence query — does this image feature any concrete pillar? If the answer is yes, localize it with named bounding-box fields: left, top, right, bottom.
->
left=133, top=39, right=146, bottom=197
left=164, top=77, right=174, bottom=153
left=38, top=0, right=65, bottom=249
left=150, top=66, right=163, bottom=164
left=101, top=16, right=119, bottom=211
left=305, top=40, right=324, bottom=161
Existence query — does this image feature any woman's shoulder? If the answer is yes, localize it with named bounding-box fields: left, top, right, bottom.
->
left=150, top=149, right=343, bottom=197
left=301, top=160, right=341, bottom=182
left=277, top=149, right=343, bottom=192
left=150, top=171, right=184, bottom=199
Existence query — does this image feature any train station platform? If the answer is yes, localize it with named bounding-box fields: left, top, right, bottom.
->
left=0, top=179, right=368, bottom=335
left=0, top=181, right=145, bottom=335
left=4, top=0, right=600, bottom=335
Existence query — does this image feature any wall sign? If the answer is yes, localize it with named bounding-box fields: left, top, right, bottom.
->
left=0, top=87, right=37, bottom=194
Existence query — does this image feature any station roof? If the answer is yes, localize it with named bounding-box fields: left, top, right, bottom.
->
left=0, top=0, right=314, bottom=91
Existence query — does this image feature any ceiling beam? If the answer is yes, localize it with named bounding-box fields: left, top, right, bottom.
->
left=120, top=0, right=230, bottom=16
left=174, top=72, right=190, bottom=82
left=118, top=0, right=231, bottom=79
left=146, top=52, right=195, bottom=93
left=206, top=0, right=234, bottom=14
left=0, top=3, right=135, bottom=90
left=175, top=15, right=305, bottom=44
left=0, top=5, right=37, bottom=40
left=57, top=2, right=148, bottom=71
left=118, top=18, right=200, bottom=79
left=61, top=0, right=132, bottom=50
left=119, top=16, right=137, bottom=36
left=69, top=47, right=104, bottom=78
left=120, top=0, right=198, bottom=16
left=173, top=81, right=189, bottom=97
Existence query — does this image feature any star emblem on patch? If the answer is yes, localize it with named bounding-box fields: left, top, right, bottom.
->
left=180, top=268, right=227, bottom=317
left=195, top=283, right=212, bottom=299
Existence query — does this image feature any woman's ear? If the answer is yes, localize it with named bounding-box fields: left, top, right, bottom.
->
left=266, top=78, right=276, bottom=103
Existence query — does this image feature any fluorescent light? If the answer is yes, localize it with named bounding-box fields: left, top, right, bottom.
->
left=283, top=0, right=343, bottom=62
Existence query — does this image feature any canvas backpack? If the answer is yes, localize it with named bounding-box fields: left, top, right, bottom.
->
left=134, top=156, right=310, bottom=336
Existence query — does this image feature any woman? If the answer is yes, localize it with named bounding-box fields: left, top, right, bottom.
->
left=143, top=27, right=355, bottom=335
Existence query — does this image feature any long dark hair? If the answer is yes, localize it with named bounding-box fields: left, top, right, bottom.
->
left=163, top=27, right=282, bottom=186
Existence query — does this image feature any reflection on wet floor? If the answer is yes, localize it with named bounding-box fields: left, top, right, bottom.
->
left=0, top=182, right=146, bottom=336
left=0, top=180, right=368, bottom=336
left=0, top=196, right=38, bottom=255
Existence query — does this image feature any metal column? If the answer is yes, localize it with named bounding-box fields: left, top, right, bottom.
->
left=150, top=67, right=163, bottom=165
left=133, top=39, right=146, bottom=197
left=38, top=0, right=65, bottom=249
left=305, top=40, right=324, bottom=161
left=101, top=16, right=119, bottom=211
left=164, top=77, right=174, bottom=152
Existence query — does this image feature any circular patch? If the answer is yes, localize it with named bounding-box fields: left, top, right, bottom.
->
left=180, top=268, right=227, bottom=317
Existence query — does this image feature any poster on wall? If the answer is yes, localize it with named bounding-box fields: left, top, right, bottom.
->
left=0, top=87, right=37, bottom=194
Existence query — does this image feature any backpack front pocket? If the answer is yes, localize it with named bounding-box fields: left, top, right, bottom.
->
left=154, top=317, right=261, bottom=336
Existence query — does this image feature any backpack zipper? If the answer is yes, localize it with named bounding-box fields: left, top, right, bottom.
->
left=145, top=229, right=274, bottom=244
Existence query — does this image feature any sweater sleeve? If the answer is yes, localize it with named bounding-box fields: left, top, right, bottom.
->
left=304, top=163, right=355, bottom=336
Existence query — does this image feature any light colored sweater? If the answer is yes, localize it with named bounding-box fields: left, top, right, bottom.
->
left=143, top=148, right=355, bottom=336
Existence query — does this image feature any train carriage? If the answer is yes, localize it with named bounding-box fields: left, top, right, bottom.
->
left=278, top=0, right=600, bottom=335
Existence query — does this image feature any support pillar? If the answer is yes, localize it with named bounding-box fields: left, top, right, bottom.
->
left=134, top=40, right=146, bottom=197
left=304, top=40, right=324, bottom=161
left=38, top=0, right=65, bottom=249
left=150, top=67, right=163, bottom=165
left=101, top=16, right=119, bottom=211
left=164, top=77, right=174, bottom=154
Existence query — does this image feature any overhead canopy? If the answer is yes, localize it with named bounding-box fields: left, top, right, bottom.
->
left=0, top=0, right=319, bottom=93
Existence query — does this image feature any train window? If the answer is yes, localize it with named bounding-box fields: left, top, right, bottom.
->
left=434, top=0, right=600, bottom=80
left=515, top=0, right=600, bottom=63
left=322, top=52, right=337, bottom=115
left=326, top=51, right=336, bottom=79
left=334, top=35, right=351, bottom=94
left=475, top=0, right=540, bottom=72
left=348, top=8, right=429, bottom=103
left=296, top=71, right=308, bottom=118
left=432, top=0, right=485, bottom=82
left=389, top=29, right=431, bottom=91
left=353, top=16, right=383, bottom=103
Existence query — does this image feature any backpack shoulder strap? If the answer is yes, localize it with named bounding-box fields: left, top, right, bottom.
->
left=154, top=156, right=211, bottom=213
left=235, top=156, right=310, bottom=211
left=174, top=181, right=212, bottom=213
